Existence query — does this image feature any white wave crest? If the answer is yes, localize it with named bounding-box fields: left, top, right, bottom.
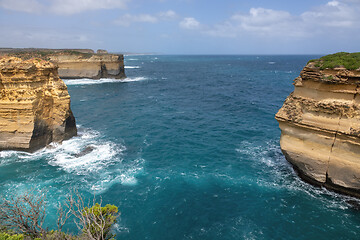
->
left=64, top=77, right=148, bottom=85
left=125, top=66, right=140, bottom=69
left=121, top=77, right=147, bottom=82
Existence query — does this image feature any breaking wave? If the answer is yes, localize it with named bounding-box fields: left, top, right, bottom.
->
left=63, top=77, right=148, bottom=85
left=125, top=66, right=140, bottom=69
left=0, top=127, right=145, bottom=194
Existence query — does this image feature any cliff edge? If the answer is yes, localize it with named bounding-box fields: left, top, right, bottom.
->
left=0, top=49, right=126, bottom=79
left=276, top=52, right=360, bottom=197
left=0, top=57, right=77, bottom=152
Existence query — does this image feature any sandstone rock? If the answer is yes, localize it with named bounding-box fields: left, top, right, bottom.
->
left=0, top=57, right=77, bottom=152
left=49, top=53, right=125, bottom=79
left=97, top=49, right=108, bottom=54
left=276, top=62, right=360, bottom=197
left=0, top=49, right=126, bottom=80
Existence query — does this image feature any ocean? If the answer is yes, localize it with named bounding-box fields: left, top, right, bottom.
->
left=1, top=55, right=360, bottom=239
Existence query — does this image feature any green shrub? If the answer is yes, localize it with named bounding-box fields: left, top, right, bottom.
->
left=308, top=52, right=360, bottom=70
left=0, top=232, right=24, bottom=240
left=82, top=204, right=119, bottom=240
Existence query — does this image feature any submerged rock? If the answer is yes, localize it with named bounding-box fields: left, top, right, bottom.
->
left=0, top=57, right=77, bottom=152
left=276, top=53, right=360, bottom=197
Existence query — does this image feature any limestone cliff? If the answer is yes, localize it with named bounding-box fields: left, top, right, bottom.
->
left=0, top=57, right=77, bottom=152
left=49, top=53, right=125, bottom=79
left=0, top=49, right=126, bottom=79
left=276, top=53, right=360, bottom=197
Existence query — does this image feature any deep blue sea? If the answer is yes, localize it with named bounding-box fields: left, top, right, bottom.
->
left=1, top=55, right=360, bottom=239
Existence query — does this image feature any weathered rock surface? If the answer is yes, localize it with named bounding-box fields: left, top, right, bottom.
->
left=276, top=62, right=360, bottom=197
left=0, top=57, right=77, bottom=152
left=49, top=53, right=125, bottom=79
left=0, top=48, right=126, bottom=79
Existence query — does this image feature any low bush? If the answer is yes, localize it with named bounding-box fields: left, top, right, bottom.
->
left=307, top=52, right=360, bottom=70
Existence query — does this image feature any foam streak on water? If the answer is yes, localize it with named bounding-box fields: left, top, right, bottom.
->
left=125, top=66, right=140, bottom=69
left=63, top=77, right=148, bottom=85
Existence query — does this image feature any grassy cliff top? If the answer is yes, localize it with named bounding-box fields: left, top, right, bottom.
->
left=1, top=50, right=94, bottom=60
left=308, top=52, right=360, bottom=70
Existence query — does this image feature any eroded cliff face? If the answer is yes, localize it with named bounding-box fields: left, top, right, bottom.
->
left=0, top=49, right=126, bottom=80
left=0, top=57, right=77, bottom=152
left=49, top=53, right=126, bottom=79
left=276, top=62, right=360, bottom=197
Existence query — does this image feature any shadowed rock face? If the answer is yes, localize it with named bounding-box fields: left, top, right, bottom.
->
left=276, top=62, right=360, bottom=197
left=0, top=57, right=77, bottom=152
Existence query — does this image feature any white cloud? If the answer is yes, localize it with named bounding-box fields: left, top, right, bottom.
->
left=231, top=8, right=294, bottom=33
left=114, top=10, right=177, bottom=27
left=0, top=0, right=43, bottom=13
left=158, top=10, right=177, bottom=20
left=327, top=1, right=340, bottom=7
left=199, top=0, right=360, bottom=38
left=179, top=17, right=201, bottom=30
left=301, top=0, right=359, bottom=28
left=114, top=14, right=158, bottom=27
left=0, top=0, right=129, bottom=15
left=50, top=0, right=129, bottom=15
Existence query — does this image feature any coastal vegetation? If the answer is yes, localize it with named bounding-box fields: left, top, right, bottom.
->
left=308, top=52, right=360, bottom=70
left=0, top=190, right=120, bottom=240
left=1, top=50, right=93, bottom=61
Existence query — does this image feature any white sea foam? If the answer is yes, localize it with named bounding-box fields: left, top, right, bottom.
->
left=235, top=140, right=360, bottom=210
left=125, top=65, right=139, bottom=69
left=121, top=77, right=148, bottom=82
left=64, top=77, right=148, bottom=85
left=268, top=62, right=276, bottom=64
left=0, top=127, right=145, bottom=194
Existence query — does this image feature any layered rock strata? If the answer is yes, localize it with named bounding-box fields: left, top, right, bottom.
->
left=276, top=62, right=360, bottom=197
left=0, top=57, right=77, bottom=152
left=48, top=53, right=125, bottom=79
left=0, top=49, right=126, bottom=79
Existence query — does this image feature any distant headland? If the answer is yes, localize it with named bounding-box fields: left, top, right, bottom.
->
left=0, top=48, right=126, bottom=79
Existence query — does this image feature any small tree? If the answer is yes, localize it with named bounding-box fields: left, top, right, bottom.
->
left=65, top=191, right=120, bottom=240
left=82, top=204, right=119, bottom=240
left=0, top=190, right=46, bottom=239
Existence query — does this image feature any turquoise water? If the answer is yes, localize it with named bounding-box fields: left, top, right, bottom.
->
left=1, top=55, right=360, bottom=239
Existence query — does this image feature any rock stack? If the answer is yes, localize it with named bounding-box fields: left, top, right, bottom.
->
left=0, top=57, right=77, bottom=152
left=276, top=54, right=360, bottom=197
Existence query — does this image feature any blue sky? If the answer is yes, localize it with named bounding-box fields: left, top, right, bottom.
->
left=0, top=0, right=359, bottom=54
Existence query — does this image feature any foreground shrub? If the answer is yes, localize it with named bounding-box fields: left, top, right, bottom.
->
left=0, top=232, right=24, bottom=240
left=0, top=190, right=120, bottom=240
left=66, top=192, right=120, bottom=240
left=0, top=190, right=46, bottom=239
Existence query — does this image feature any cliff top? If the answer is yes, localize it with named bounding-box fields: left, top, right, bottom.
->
left=0, top=56, right=55, bottom=71
left=0, top=48, right=122, bottom=61
left=308, top=52, right=360, bottom=70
